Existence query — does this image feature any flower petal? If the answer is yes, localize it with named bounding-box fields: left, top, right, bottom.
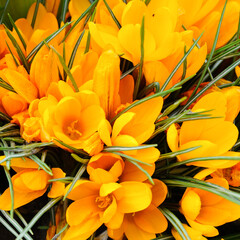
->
left=134, top=204, right=168, bottom=233
left=116, top=182, right=152, bottom=213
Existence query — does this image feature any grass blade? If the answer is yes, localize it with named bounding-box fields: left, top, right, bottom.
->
left=134, top=16, right=144, bottom=100
left=50, top=45, right=79, bottom=92
left=160, top=207, right=191, bottom=240
left=8, top=13, right=26, bottom=49
left=5, top=28, right=29, bottom=72
left=15, top=197, right=62, bottom=240
left=103, top=0, right=121, bottom=29
left=63, top=164, right=86, bottom=200
left=160, top=32, right=203, bottom=91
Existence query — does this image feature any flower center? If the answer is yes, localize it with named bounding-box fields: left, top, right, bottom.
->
left=95, top=195, right=113, bottom=210
left=66, top=120, right=82, bottom=140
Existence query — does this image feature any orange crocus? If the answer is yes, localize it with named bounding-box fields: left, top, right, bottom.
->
left=63, top=179, right=152, bottom=240
left=0, top=157, right=65, bottom=210
left=41, top=90, right=106, bottom=154
left=87, top=152, right=125, bottom=184
left=107, top=179, right=168, bottom=240
left=180, top=171, right=240, bottom=237
left=167, top=92, right=239, bottom=168
left=178, top=0, right=240, bottom=51
left=98, top=96, right=163, bottom=173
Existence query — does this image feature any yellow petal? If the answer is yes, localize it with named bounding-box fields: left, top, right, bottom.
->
left=98, top=119, right=112, bottom=146
left=121, top=0, right=146, bottom=25
left=124, top=214, right=156, bottom=240
left=151, top=179, right=168, bottom=207
left=63, top=216, right=101, bottom=240
left=134, top=204, right=168, bottom=233
left=116, top=182, right=152, bottom=213
left=0, top=156, right=39, bottom=169
left=101, top=196, right=117, bottom=223
left=65, top=180, right=100, bottom=201
left=180, top=190, right=201, bottom=220
left=196, top=206, right=231, bottom=226
left=48, top=168, right=66, bottom=198
left=133, top=147, right=160, bottom=163
left=4, top=69, right=38, bottom=103
left=167, top=124, right=179, bottom=152
left=120, top=161, right=155, bottom=182
left=0, top=187, right=46, bottom=210
left=186, top=217, right=219, bottom=237
left=100, top=183, right=122, bottom=197
left=66, top=196, right=99, bottom=226
left=92, top=50, right=121, bottom=119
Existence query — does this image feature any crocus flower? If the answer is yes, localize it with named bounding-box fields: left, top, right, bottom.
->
left=0, top=157, right=65, bottom=210
left=98, top=96, right=163, bottom=167
left=107, top=179, right=168, bottom=240
left=41, top=90, right=106, bottom=154
left=180, top=171, right=240, bottom=237
left=167, top=92, right=239, bottom=168
left=178, top=0, right=240, bottom=51
left=89, top=0, right=181, bottom=64
left=87, top=152, right=125, bottom=184
left=63, top=179, right=152, bottom=240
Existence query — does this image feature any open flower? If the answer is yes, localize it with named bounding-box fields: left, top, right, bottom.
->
left=167, top=92, right=239, bottom=168
left=63, top=180, right=152, bottom=240
left=107, top=179, right=168, bottom=240
left=41, top=90, right=106, bottom=154
left=178, top=0, right=240, bottom=51
left=180, top=172, right=240, bottom=237
left=0, top=157, right=65, bottom=210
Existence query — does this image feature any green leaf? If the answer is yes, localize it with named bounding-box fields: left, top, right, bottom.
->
left=63, top=164, right=86, bottom=200
left=29, top=155, right=53, bottom=176
left=71, top=153, right=89, bottom=164
left=0, top=216, right=19, bottom=238
left=51, top=223, right=69, bottom=240
left=134, top=16, right=144, bottom=100
left=15, top=197, right=62, bottom=240
left=50, top=45, right=79, bottom=92
left=54, top=139, right=89, bottom=156
left=160, top=32, right=203, bottom=91
left=1, top=210, right=33, bottom=239
left=120, top=63, right=140, bottom=80
left=31, top=0, right=40, bottom=28
left=157, top=146, right=201, bottom=161
left=104, top=144, right=157, bottom=152
left=68, top=29, right=85, bottom=69
left=5, top=27, right=30, bottom=72
left=3, top=167, right=14, bottom=218
left=163, top=175, right=240, bottom=205
left=187, top=0, right=228, bottom=98
left=62, top=0, right=99, bottom=42
left=5, top=40, right=19, bottom=67
left=103, top=0, right=121, bottom=29
left=111, top=151, right=152, bottom=166
left=8, top=13, right=26, bottom=49
left=27, top=21, right=71, bottom=61
left=58, top=0, right=69, bottom=24
left=0, top=0, right=9, bottom=24
left=180, top=57, right=240, bottom=112
left=0, top=77, right=16, bottom=92
left=160, top=207, right=191, bottom=240
left=157, top=156, right=240, bottom=172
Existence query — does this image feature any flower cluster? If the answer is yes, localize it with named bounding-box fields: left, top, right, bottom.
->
left=0, top=0, right=239, bottom=240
